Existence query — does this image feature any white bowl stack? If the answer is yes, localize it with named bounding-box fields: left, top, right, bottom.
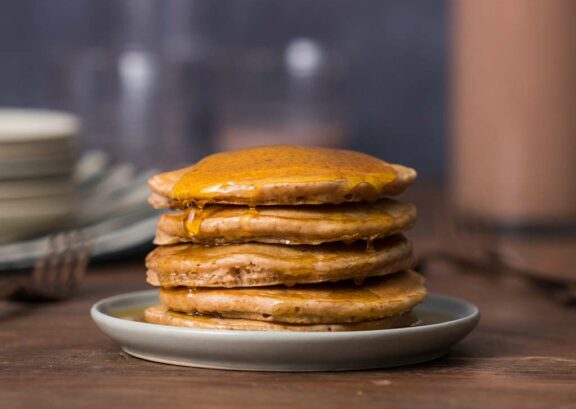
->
left=0, top=109, right=79, bottom=243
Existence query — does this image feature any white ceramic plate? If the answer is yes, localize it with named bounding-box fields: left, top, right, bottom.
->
left=0, top=193, right=75, bottom=244
left=0, top=177, right=72, bottom=199
left=0, top=109, right=79, bottom=142
left=0, top=154, right=75, bottom=179
left=91, top=290, right=479, bottom=372
left=0, top=109, right=78, bottom=160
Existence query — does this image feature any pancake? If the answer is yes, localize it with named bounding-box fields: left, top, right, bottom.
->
left=148, top=145, right=417, bottom=207
left=144, top=305, right=419, bottom=332
left=154, top=199, right=416, bottom=246
left=146, top=235, right=414, bottom=288
left=159, top=270, right=426, bottom=324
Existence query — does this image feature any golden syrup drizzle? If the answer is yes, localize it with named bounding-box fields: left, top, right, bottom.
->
left=281, top=277, right=297, bottom=287
left=247, top=205, right=258, bottom=218
left=365, top=237, right=376, bottom=253
left=353, top=277, right=366, bottom=286
left=182, top=207, right=192, bottom=237
left=113, top=306, right=146, bottom=321
left=169, top=146, right=400, bottom=204
left=183, top=204, right=206, bottom=238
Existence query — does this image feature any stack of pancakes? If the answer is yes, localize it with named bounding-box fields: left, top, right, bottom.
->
left=144, top=145, right=426, bottom=331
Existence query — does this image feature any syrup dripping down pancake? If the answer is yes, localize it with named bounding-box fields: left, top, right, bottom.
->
left=154, top=199, right=416, bottom=246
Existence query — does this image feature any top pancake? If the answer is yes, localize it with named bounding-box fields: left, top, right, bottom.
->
left=148, top=145, right=417, bottom=207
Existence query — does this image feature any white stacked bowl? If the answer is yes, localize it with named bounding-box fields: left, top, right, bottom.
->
left=0, top=109, right=79, bottom=243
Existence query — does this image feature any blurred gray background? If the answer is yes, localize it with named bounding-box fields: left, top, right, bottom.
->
left=0, top=0, right=447, bottom=182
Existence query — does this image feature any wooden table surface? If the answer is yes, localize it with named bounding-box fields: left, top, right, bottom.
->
left=2, top=214, right=576, bottom=408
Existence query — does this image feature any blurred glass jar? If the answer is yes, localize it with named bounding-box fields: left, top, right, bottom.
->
left=72, top=0, right=216, bottom=169
left=451, top=0, right=576, bottom=279
left=216, top=38, right=350, bottom=151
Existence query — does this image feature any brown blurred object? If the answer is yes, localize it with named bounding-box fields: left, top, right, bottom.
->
left=453, top=0, right=576, bottom=223
left=451, top=0, right=576, bottom=282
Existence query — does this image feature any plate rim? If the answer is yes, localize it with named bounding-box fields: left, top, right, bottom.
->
left=91, top=289, right=480, bottom=339
left=0, top=108, right=79, bottom=142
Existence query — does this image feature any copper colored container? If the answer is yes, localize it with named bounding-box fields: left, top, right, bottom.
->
left=452, top=0, right=576, bottom=226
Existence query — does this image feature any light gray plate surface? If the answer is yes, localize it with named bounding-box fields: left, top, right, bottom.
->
left=91, top=290, right=479, bottom=372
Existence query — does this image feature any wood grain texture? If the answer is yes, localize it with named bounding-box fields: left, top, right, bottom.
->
left=1, top=190, right=575, bottom=409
